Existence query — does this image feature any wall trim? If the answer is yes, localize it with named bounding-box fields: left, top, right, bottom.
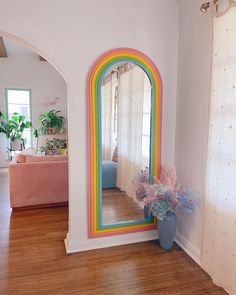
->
left=175, top=231, right=201, bottom=266
left=65, top=230, right=202, bottom=266
left=65, top=230, right=202, bottom=260
left=64, top=230, right=158, bottom=254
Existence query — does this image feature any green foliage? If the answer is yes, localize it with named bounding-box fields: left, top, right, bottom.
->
left=53, top=138, right=67, bottom=149
left=0, top=111, right=32, bottom=142
left=44, top=138, right=67, bottom=152
left=39, top=110, right=65, bottom=134
left=33, top=128, right=39, bottom=138
left=45, top=139, right=56, bottom=151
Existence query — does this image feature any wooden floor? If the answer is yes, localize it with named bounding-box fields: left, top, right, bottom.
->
left=0, top=169, right=227, bottom=295
left=102, top=188, right=144, bottom=224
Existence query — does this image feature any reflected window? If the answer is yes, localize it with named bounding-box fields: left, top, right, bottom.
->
left=142, top=73, right=152, bottom=169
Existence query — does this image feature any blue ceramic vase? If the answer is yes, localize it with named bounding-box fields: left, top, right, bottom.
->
left=144, top=205, right=150, bottom=219
left=158, top=212, right=177, bottom=250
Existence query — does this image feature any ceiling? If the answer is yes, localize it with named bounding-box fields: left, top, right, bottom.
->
left=2, top=37, right=37, bottom=56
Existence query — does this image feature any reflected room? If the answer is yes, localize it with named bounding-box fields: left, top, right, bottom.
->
left=101, top=62, right=152, bottom=225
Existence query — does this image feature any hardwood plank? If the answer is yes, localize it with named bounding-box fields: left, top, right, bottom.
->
left=0, top=168, right=227, bottom=295
left=0, top=37, right=7, bottom=58
left=102, top=188, right=144, bottom=224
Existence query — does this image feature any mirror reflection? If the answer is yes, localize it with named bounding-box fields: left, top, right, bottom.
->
left=101, top=62, right=152, bottom=225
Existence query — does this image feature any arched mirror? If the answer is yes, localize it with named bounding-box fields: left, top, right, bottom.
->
left=88, top=48, right=162, bottom=238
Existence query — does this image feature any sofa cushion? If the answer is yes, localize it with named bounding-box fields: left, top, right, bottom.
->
left=16, top=154, right=26, bottom=163
left=112, top=146, right=118, bottom=162
left=25, top=155, right=68, bottom=163
left=21, top=147, right=36, bottom=155
left=102, top=160, right=117, bottom=189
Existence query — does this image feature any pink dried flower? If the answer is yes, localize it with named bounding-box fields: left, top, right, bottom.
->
left=159, top=166, right=179, bottom=193
left=132, top=166, right=197, bottom=220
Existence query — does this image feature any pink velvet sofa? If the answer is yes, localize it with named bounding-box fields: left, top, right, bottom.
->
left=9, top=155, right=68, bottom=209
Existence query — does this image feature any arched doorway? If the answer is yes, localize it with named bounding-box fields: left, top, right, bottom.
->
left=0, top=32, right=69, bottom=256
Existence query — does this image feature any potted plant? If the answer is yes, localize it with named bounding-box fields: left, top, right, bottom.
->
left=0, top=111, right=32, bottom=151
left=39, top=110, right=65, bottom=135
left=43, top=138, right=68, bottom=155
left=60, top=140, right=68, bottom=155
left=44, top=139, right=58, bottom=155
left=133, top=167, right=197, bottom=250
left=53, top=138, right=68, bottom=155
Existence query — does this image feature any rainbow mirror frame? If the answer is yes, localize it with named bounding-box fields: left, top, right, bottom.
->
left=87, top=48, right=162, bottom=238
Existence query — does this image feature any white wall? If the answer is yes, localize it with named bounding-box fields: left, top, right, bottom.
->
left=175, top=0, right=213, bottom=263
left=0, top=0, right=178, bottom=252
left=0, top=53, right=67, bottom=167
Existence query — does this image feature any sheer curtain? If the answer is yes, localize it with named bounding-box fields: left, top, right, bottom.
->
left=116, top=65, right=145, bottom=197
left=203, top=7, right=236, bottom=294
left=101, top=73, right=118, bottom=160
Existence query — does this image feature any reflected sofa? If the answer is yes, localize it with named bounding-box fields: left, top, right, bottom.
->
left=9, top=155, right=68, bottom=209
left=102, top=160, right=117, bottom=189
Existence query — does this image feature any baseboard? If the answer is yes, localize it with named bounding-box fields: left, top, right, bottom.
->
left=13, top=202, right=68, bottom=211
left=175, top=231, right=201, bottom=266
left=64, top=230, right=158, bottom=254
left=65, top=230, right=201, bottom=264
left=64, top=232, right=71, bottom=254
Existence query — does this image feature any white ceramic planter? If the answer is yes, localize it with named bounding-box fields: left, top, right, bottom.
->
left=10, top=140, right=23, bottom=151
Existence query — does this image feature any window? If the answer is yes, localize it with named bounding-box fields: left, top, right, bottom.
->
left=6, top=89, right=32, bottom=148
left=142, top=73, right=152, bottom=169
left=101, top=73, right=118, bottom=160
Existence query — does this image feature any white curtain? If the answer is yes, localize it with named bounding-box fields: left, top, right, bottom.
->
left=203, top=7, right=236, bottom=294
left=116, top=65, right=145, bottom=197
left=101, top=74, right=118, bottom=160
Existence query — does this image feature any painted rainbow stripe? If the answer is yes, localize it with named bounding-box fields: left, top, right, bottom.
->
left=87, top=48, right=162, bottom=238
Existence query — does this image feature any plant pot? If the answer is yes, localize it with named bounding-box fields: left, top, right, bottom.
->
left=10, top=140, right=23, bottom=151
left=144, top=205, right=151, bottom=219
left=60, top=148, right=68, bottom=155
left=46, top=127, right=56, bottom=134
left=158, top=212, right=177, bottom=250
left=58, top=128, right=64, bottom=134
left=46, top=149, right=59, bottom=155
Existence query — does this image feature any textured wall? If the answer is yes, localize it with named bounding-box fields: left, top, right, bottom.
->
left=175, top=0, right=213, bottom=261
left=0, top=0, right=178, bottom=252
